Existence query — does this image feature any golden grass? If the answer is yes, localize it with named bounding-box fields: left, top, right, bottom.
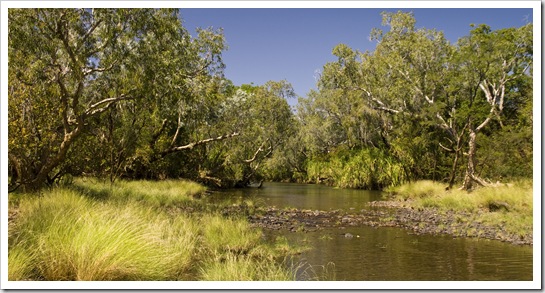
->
left=8, top=179, right=296, bottom=281
left=388, top=180, right=533, bottom=236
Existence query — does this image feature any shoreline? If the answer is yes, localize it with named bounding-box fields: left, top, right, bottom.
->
left=247, top=201, right=532, bottom=246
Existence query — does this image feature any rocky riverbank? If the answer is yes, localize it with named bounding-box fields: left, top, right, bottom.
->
left=247, top=201, right=532, bottom=246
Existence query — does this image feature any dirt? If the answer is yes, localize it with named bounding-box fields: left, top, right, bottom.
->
left=247, top=201, right=532, bottom=246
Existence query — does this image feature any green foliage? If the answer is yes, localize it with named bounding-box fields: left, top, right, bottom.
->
left=8, top=9, right=532, bottom=191
left=296, top=11, right=532, bottom=189
left=306, top=148, right=408, bottom=189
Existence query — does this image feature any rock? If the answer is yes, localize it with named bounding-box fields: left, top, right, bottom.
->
left=488, top=201, right=510, bottom=212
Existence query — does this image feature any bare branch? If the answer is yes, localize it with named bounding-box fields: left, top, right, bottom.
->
left=244, top=140, right=272, bottom=163
left=83, top=60, right=118, bottom=76
left=372, top=106, right=400, bottom=114
left=438, top=142, right=454, bottom=153
left=84, top=94, right=132, bottom=117
left=165, top=132, right=240, bottom=154
left=170, top=114, right=183, bottom=148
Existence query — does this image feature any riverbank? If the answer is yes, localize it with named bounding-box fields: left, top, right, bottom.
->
left=248, top=203, right=532, bottom=246
left=7, top=179, right=299, bottom=281
left=248, top=180, right=533, bottom=246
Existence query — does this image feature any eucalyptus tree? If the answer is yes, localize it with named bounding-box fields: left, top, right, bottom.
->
left=8, top=8, right=229, bottom=190
left=301, top=12, right=455, bottom=183
left=453, top=23, right=533, bottom=189
left=206, top=80, right=296, bottom=187
left=367, top=11, right=458, bottom=184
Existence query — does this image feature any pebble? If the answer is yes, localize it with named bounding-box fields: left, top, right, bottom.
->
left=245, top=202, right=532, bottom=246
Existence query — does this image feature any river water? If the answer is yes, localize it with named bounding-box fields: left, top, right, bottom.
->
left=209, top=182, right=533, bottom=281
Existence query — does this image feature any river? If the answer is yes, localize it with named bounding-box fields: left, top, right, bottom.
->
left=208, top=182, right=533, bottom=281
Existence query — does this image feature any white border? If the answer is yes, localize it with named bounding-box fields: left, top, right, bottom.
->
left=1, top=1, right=541, bottom=290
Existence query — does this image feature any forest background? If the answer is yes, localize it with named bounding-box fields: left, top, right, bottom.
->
left=6, top=7, right=536, bottom=193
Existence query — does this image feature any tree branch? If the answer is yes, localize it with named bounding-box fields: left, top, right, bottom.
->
left=244, top=140, right=272, bottom=163
left=84, top=94, right=132, bottom=117
left=163, top=132, right=240, bottom=155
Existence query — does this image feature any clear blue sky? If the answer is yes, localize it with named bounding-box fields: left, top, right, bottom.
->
left=180, top=8, right=533, bottom=101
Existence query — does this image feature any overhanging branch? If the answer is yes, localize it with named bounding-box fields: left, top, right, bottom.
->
left=161, top=132, right=240, bottom=157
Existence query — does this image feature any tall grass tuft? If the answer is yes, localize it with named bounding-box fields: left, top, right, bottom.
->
left=200, top=214, right=263, bottom=255
left=387, top=180, right=447, bottom=201
left=7, top=246, right=35, bottom=281
left=9, top=189, right=197, bottom=280
left=199, top=254, right=294, bottom=281
left=9, top=179, right=298, bottom=281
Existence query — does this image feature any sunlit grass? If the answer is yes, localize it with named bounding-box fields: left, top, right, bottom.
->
left=199, top=254, right=294, bottom=281
left=8, top=179, right=297, bottom=281
left=386, top=180, right=447, bottom=201
left=387, top=179, right=533, bottom=236
left=71, top=178, right=206, bottom=208
left=200, top=214, right=263, bottom=255
left=10, top=189, right=197, bottom=280
left=7, top=246, right=35, bottom=281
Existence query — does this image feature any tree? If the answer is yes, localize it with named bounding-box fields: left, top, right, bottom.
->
left=296, top=11, right=533, bottom=190
left=212, top=81, right=297, bottom=186
left=8, top=9, right=229, bottom=190
left=454, top=23, right=532, bottom=189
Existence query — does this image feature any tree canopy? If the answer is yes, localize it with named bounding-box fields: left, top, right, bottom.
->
left=8, top=9, right=533, bottom=192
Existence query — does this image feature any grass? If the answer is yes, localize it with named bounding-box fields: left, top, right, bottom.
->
left=386, top=179, right=533, bottom=236
left=8, top=179, right=298, bottom=281
left=70, top=178, right=206, bottom=207
left=199, top=254, right=294, bottom=281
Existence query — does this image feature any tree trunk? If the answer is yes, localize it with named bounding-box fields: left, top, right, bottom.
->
left=462, top=130, right=477, bottom=190
left=447, top=148, right=461, bottom=190
left=461, top=128, right=489, bottom=190
left=11, top=128, right=82, bottom=192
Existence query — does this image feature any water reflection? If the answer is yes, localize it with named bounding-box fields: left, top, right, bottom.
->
left=210, top=182, right=533, bottom=281
left=209, top=182, right=383, bottom=211
left=268, top=226, right=532, bottom=281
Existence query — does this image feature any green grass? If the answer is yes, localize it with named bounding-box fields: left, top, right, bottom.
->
left=386, top=180, right=447, bottom=200
left=8, top=179, right=298, bottom=281
left=200, top=215, right=263, bottom=255
left=10, top=189, right=197, bottom=280
left=70, top=178, right=206, bottom=208
left=387, top=179, right=533, bottom=236
left=8, top=246, right=35, bottom=281
left=199, top=254, right=294, bottom=281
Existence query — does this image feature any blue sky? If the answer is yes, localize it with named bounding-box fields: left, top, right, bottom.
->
left=180, top=8, right=533, bottom=101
